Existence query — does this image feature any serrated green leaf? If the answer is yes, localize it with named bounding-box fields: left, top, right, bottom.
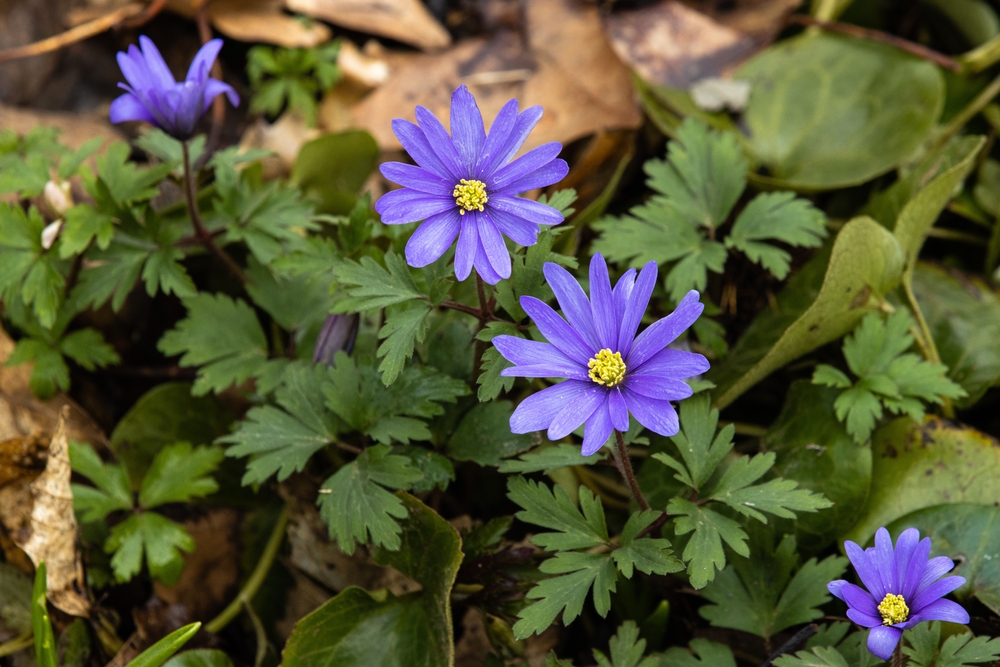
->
left=612, top=511, right=683, bottom=578
left=158, top=293, right=285, bottom=396
left=448, top=401, right=535, bottom=466
left=60, top=205, right=114, bottom=258
left=141, top=247, right=197, bottom=299
left=317, top=444, right=424, bottom=553
left=497, top=443, right=607, bottom=474
left=69, top=441, right=133, bottom=522
left=592, top=621, right=659, bottom=667
left=70, top=240, right=148, bottom=312
left=663, top=393, right=734, bottom=490
left=707, top=452, right=831, bottom=521
left=221, top=363, right=341, bottom=484
left=507, top=477, right=609, bottom=551
left=95, top=142, right=172, bottom=206
left=245, top=257, right=332, bottom=332
left=332, top=251, right=424, bottom=312
left=661, top=638, right=737, bottom=667
left=725, top=192, right=826, bottom=279
left=322, top=351, right=467, bottom=445
left=513, top=551, right=617, bottom=639
left=377, top=302, right=432, bottom=384
left=392, top=446, right=454, bottom=493
left=773, top=647, right=850, bottom=667
left=105, top=512, right=194, bottom=585
left=667, top=499, right=748, bottom=588
left=700, top=531, right=846, bottom=640
left=60, top=328, right=120, bottom=370
left=138, top=442, right=223, bottom=509
left=6, top=338, right=69, bottom=399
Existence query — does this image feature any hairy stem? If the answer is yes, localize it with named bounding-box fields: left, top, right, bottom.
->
left=611, top=430, right=650, bottom=511
left=472, top=274, right=491, bottom=381
left=181, top=141, right=248, bottom=285
left=205, top=505, right=289, bottom=634
left=892, top=641, right=902, bottom=667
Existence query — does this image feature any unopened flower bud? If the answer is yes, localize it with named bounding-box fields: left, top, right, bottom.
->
left=41, top=220, right=63, bottom=250
left=43, top=180, right=73, bottom=217
left=313, top=313, right=360, bottom=365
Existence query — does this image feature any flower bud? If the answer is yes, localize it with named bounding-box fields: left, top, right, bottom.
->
left=43, top=180, right=73, bottom=217
left=41, top=220, right=63, bottom=250
left=313, top=313, right=360, bottom=365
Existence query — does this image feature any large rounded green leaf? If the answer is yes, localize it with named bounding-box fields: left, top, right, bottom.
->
left=844, top=418, right=1000, bottom=546
left=281, top=493, right=463, bottom=667
left=291, top=131, right=379, bottom=215
left=737, top=34, right=944, bottom=190
left=911, top=263, right=1000, bottom=407
left=887, top=503, right=1000, bottom=616
left=763, top=381, right=872, bottom=551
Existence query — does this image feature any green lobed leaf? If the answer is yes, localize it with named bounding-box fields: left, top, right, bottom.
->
left=60, top=205, right=114, bottom=258
left=507, top=477, right=609, bottom=551
left=317, top=444, right=424, bottom=554
left=498, top=443, right=606, bottom=474
left=377, top=302, right=432, bottom=385
left=725, top=192, right=827, bottom=280
left=95, top=142, right=173, bottom=206
left=661, top=638, right=737, bottom=667
left=612, top=511, right=684, bottom=578
left=592, top=621, right=660, bottom=667
left=331, top=251, right=424, bottom=312
left=447, top=401, right=535, bottom=466
left=105, top=512, right=194, bottom=585
left=667, top=499, right=748, bottom=589
left=513, top=551, right=617, bottom=639
left=138, top=442, right=224, bottom=509
left=69, top=441, right=133, bottom=522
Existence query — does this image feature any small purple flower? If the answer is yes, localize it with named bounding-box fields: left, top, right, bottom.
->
left=110, top=36, right=239, bottom=140
left=375, top=85, right=569, bottom=284
left=828, top=527, right=969, bottom=660
left=493, top=253, right=709, bottom=455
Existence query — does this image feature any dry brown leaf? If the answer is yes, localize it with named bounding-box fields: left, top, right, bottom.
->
left=603, top=0, right=801, bottom=88
left=166, top=0, right=331, bottom=47
left=14, top=409, right=91, bottom=617
left=153, top=508, right=240, bottom=620
left=455, top=608, right=494, bottom=667
left=352, top=0, right=641, bottom=153
left=285, top=0, right=450, bottom=51
left=0, top=323, right=106, bottom=447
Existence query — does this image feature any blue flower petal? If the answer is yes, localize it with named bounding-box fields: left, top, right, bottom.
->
left=623, top=374, right=692, bottom=401
left=873, top=527, right=898, bottom=594
left=620, top=387, right=678, bottom=437
left=391, top=118, right=456, bottom=181
left=901, top=537, right=931, bottom=600
left=521, top=296, right=594, bottom=365
left=493, top=158, right=569, bottom=195
left=847, top=608, right=882, bottom=628
left=489, top=142, right=563, bottom=191
left=630, top=347, right=710, bottom=378
left=589, top=253, right=619, bottom=351
left=479, top=104, right=543, bottom=177
left=893, top=528, right=920, bottom=592
left=494, top=336, right=577, bottom=367
left=186, top=38, right=223, bottom=84
left=845, top=540, right=888, bottom=600
left=476, top=98, right=520, bottom=178
left=473, top=235, right=504, bottom=285
left=547, top=384, right=607, bottom=440
left=916, top=556, right=956, bottom=594
left=416, top=105, right=466, bottom=180
left=828, top=580, right=849, bottom=601
left=617, top=261, right=656, bottom=357
left=489, top=206, right=540, bottom=247
left=404, top=209, right=461, bottom=267
left=380, top=162, right=454, bottom=195
left=911, top=576, right=966, bottom=613
left=627, top=290, right=703, bottom=368
left=909, top=598, right=970, bottom=625
left=841, top=582, right=879, bottom=617
left=510, top=380, right=592, bottom=434
left=378, top=195, right=453, bottom=225
left=607, top=388, right=629, bottom=431
left=489, top=194, right=565, bottom=226
left=138, top=36, right=176, bottom=90
left=582, top=403, right=614, bottom=456
left=478, top=212, right=512, bottom=279
left=109, top=93, right=156, bottom=124
left=543, top=263, right=600, bottom=351
left=450, top=85, right=486, bottom=174
left=202, top=78, right=239, bottom=112
left=454, top=214, right=478, bottom=281
left=867, top=626, right=902, bottom=661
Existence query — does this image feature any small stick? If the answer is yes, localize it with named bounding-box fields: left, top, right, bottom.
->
left=760, top=624, right=820, bottom=667
left=120, top=0, right=170, bottom=29
left=0, top=3, right=145, bottom=63
left=786, top=14, right=963, bottom=73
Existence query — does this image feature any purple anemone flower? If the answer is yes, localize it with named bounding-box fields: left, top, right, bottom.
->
left=493, top=253, right=709, bottom=455
left=375, top=85, right=569, bottom=284
left=828, top=527, right=969, bottom=660
left=110, top=36, right=239, bottom=140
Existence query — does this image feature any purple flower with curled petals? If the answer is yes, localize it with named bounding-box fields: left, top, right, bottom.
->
left=828, top=527, right=969, bottom=661
left=375, top=85, right=569, bottom=284
left=110, top=36, right=239, bottom=140
left=493, top=253, right=709, bottom=455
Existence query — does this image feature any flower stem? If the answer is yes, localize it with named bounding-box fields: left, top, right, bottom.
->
left=611, top=430, right=650, bottom=511
left=181, top=141, right=248, bottom=285
left=0, top=632, right=32, bottom=658
left=892, top=641, right=902, bottom=667
left=472, top=274, right=491, bottom=380
left=205, top=505, right=288, bottom=634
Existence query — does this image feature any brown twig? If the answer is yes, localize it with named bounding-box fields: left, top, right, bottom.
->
left=0, top=3, right=145, bottom=64
left=786, top=14, right=962, bottom=72
left=181, top=141, right=247, bottom=284
left=611, top=430, right=651, bottom=511
left=196, top=1, right=226, bottom=156
left=120, top=0, right=170, bottom=29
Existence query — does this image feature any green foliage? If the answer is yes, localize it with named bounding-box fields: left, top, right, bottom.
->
left=247, top=42, right=341, bottom=126
left=70, top=441, right=223, bottom=585
left=661, top=639, right=736, bottom=667
left=592, top=621, right=660, bottom=667
left=592, top=118, right=826, bottom=303
left=904, top=622, right=1000, bottom=667
left=813, top=310, right=966, bottom=443
left=32, top=563, right=57, bottom=667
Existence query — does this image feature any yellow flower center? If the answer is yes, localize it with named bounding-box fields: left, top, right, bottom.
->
left=588, top=349, right=626, bottom=387
left=877, top=593, right=909, bottom=626
left=453, top=179, right=488, bottom=214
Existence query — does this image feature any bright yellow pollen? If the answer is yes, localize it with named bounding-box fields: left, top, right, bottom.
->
left=877, top=593, right=909, bottom=626
left=453, top=179, right=488, bottom=214
left=588, top=349, right=626, bottom=387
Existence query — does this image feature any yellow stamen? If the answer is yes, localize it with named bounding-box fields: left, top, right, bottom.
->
left=588, top=349, right=626, bottom=387
left=453, top=179, right=488, bottom=215
left=877, top=593, right=909, bottom=626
